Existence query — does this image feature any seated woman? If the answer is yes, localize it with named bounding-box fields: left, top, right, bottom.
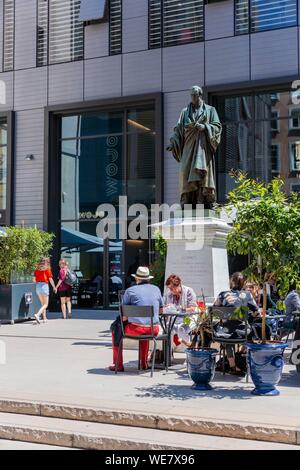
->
left=163, top=274, right=197, bottom=346
left=214, top=272, right=260, bottom=376
left=245, top=282, right=276, bottom=310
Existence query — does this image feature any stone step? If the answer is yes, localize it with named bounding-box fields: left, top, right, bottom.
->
left=0, top=398, right=299, bottom=446
left=0, top=412, right=299, bottom=450
left=0, top=439, right=75, bottom=450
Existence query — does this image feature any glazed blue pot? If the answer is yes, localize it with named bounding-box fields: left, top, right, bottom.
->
left=247, top=342, right=288, bottom=396
left=186, top=348, right=218, bottom=390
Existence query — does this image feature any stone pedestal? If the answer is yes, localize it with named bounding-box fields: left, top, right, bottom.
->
left=154, top=212, right=231, bottom=299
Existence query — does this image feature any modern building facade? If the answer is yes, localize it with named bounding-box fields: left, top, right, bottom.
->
left=1, top=0, right=300, bottom=308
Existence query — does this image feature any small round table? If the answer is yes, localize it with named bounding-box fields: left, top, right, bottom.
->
left=159, top=312, right=187, bottom=367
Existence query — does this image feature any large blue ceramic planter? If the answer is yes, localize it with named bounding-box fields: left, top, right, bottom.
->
left=186, top=348, right=218, bottom=390
left=247, top=342, right=288, bottom=396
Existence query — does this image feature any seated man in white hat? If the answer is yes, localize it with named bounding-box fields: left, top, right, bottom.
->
left=110, top=266, right=163, bottom=372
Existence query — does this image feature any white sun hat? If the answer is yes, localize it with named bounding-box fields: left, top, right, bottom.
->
left=131, top=266, right=154, bottom=281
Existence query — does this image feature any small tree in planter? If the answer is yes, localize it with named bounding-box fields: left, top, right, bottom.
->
left=0, top=226, right=54, bottom=322
left=149, top=231, right=167, bottom=292
left=223, top=172, right=300, bottom=395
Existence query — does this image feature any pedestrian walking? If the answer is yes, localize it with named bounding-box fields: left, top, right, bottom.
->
left=56, top=259, right=73, bottom=319
left=33, top=257, right=56, bottom=324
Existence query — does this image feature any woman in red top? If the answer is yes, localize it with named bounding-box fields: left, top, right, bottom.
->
left=33, top=257, right=56, bottom=324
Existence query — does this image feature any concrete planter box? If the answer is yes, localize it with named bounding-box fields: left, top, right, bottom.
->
left=0, top=283, right=40, bottom=323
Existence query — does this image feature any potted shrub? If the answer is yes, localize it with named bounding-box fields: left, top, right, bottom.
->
left=185, top=305, right=218, bottom=390
left=0, top=226, right=54, bottom=323
left=223, top=173, right=300, bottom=395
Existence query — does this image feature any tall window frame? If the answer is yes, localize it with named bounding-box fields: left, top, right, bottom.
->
left=109, top=0, right=122, bottom=55
left=2, top=0, right=15, bottom=72
left=37, top=0, right=84, bottom=67
left=149, top=0, right=205, bottom=49
left=235, top=0, right=298, bottom=36
left=0, top=112, right=14, bottom=226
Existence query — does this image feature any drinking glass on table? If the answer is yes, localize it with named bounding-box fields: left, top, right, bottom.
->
left=180, top=299, right=187, bottom=314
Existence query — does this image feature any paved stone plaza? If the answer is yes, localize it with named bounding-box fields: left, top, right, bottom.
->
left=0, top=310, right=299, bottom=430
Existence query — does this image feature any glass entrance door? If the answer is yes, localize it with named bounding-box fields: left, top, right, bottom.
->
left=61, top=221, right=105, bottom=309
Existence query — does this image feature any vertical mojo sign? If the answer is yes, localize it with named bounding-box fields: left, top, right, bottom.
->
left=105, top=135, right=122, bottom=203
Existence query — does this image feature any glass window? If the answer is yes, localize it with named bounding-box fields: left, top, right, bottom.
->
left=127, top=133, right=156, bottom=206
left=37, top=0, right=48, bottom=67
left=127, top=108, right=155, bottom=134
left=3, top=0, right=15, bottom=72
left=214, top=89, right=300, bottom=202
left=61, top=134, right=123, bottom=220
left=0, top=121, right=7, bottom=146
left=289, top=109, right=300, bottom=130
left=290, top=142, right=300, bottom=171
left=0, top=146, right=7, bottom=211
left=37, top=0, right=84, bottom=66
left=109, top=0, right=122, bottom=55
left=235, top=0, right=297, bottom=35
left=235, top=0, right=249, bottom=35
left=149, top=0, right=204, bottom=49
left=60, top=106, right=156, bottom=221
left=62, top=112, right=123, bottom=138
left=290, top=183, right=300, bottom=194
left=271, top=144, right=280, bottom=174
left=271, top=110, right=279, bottom=132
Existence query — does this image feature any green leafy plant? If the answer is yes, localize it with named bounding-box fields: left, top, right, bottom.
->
left=276, top=300, right=286, bottom=312
left=0, top=226, right=54, bottom=284
left=149, top=230, right=167, bottom=291
left=232, top=306, right=249, bottom=320
left=190, top=308, right=211, bottom=349
left=224, top=172, right=300, bottom=342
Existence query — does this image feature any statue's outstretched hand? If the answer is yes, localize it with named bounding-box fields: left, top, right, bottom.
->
left=166, top=144, right=173, bottom=152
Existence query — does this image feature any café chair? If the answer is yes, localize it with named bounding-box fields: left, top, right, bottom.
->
left=116, top=304, right=169, bottom=377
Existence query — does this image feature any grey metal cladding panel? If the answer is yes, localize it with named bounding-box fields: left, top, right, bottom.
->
left=163, top=42, right=205, bottom=93
left=84, top=23, right=109, bottom=59
left=123, top=15, right=148, bottom=53
left=164, top=91, right=188, bottom=205
left=123, top=0, right=148, bottom=19
left=0, top=72, right=13, bottom=111
left=14, top=68, right=47, bottom=110
left=15, top=110, right=44, bottom=227
left=15, top=0, right=36, bottom=69
left=122, top=49, right=162, bottom=96
left=251, top=28, right=298, bottom=80
left=0, top=0, right=3, bottom=73
left=84, top=55, right=122, bottom=100
left=205, top=35, right=250, bottom=85
left=48, top=61, right=84, bottom=105
left=205, top=0, right=234, bottom=40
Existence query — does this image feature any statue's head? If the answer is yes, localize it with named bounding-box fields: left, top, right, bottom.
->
left=190, top=86, right=203, bottom=106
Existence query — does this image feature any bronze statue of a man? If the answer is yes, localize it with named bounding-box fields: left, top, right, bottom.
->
left=167, top=86, right=222, bottom=209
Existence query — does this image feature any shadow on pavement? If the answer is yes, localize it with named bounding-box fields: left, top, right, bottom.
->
left=134, top=383, right=252, bottom=401
left=279, top=370, right=300, bottom=387
left=48, top=310, right=117, bottom=321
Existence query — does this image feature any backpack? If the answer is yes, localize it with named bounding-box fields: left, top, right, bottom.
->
left=64, top=269, right=78, bottom=287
